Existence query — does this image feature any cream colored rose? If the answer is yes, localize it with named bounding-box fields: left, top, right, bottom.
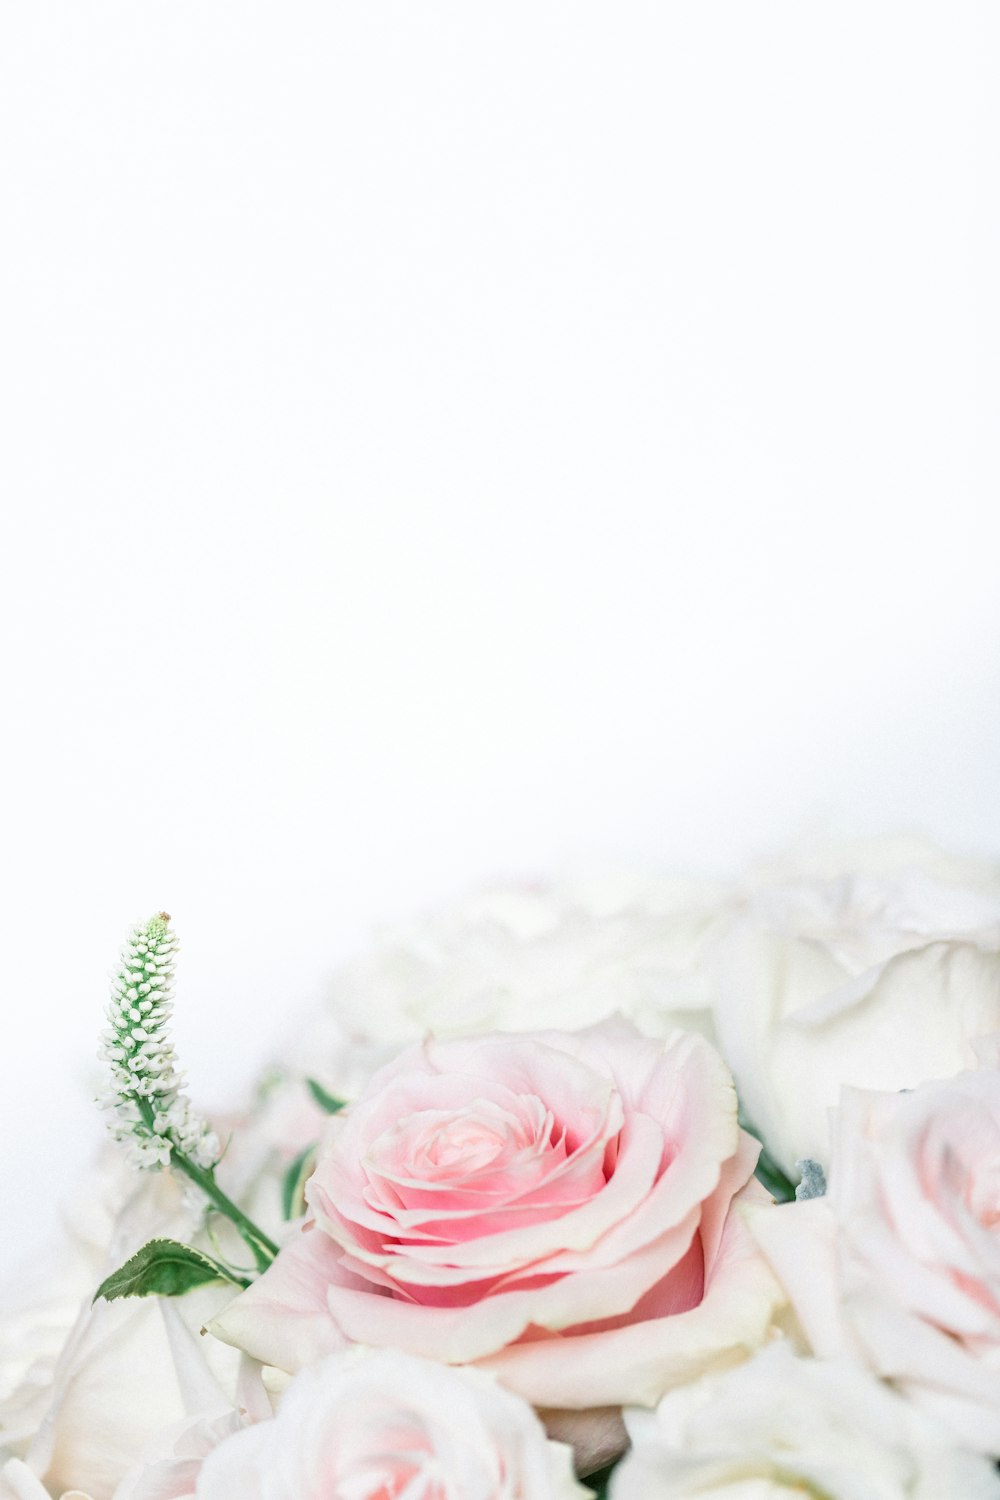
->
left=0, top=1036, right=391, bottom=1500
left=193, top=1352, right=589, bottom=1499
left=0, top=1152, right=240, bottom=1500
left=713, top=837, right=1000, bottom=1175
left=610, top=1343, right=1000, bottom=1498
left=0, top=1030, right=396, bottom=1500
left=314, top=874, right=732, bottom=1046
left=751, top=1063, right=1000, bottom=1455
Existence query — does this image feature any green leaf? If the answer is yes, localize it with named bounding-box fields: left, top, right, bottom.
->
left=753, top=1149, right=797, bottom=1204
left=306, top=1077, right=347, bottom=1114
left=738, top=1104, right=798, bottom=1204
left=281, top=1143, right=317, bottom=1220
left=582, top=1459, right=618, bottom=1497
left=93, top=1238, right=249, bottom=1303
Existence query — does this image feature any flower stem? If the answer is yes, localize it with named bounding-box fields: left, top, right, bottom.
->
left=172, top=1153, right=279, bottom=1271
left=136, top=1096, right=278, bottom=1271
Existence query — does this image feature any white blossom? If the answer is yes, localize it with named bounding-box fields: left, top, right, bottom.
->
left=98, top=914, right=218, bottom=1172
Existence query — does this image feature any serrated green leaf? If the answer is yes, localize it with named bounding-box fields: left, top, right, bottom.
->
left=281, top=1143, right=317, bottom=1220
left=306, top=1077, right=347, bottom=1114
left=93, top=1238, right=249, bottom=1303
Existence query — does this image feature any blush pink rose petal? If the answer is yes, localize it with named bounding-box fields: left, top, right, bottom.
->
left=751, top=1061, right=1000, bottom=1455
left=211, top=1019, right=782, bottom=1415
left=193, top=1351, right=588, bottom=1500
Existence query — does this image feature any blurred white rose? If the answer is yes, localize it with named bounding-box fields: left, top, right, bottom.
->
left=113, top=1417, right=240, bottom=1500
left=190, top=1351, right=590, bottom=1499
left=0, top=1151, right=243, bottom=1500
left=317, top=873, right=733, bottom=1046
left=0, top=1018, right=395, bottom=1499
left=0, top=1247, right=94, bottom=1474
left=611, top=1342, right=1000, bottom=1499
left=713, top=837, right=1000, bottom=1175
left=300, top=843, right=1000, bottom=1184
left=0, top=1151, right=176, bottom=1484
left=1, top=1020, right=392, bottom=1500
left=2, top=1456, right=89, bottom=1499
left=752, top=1060, right=1000, bottom=1455
left=111, top=1360, right=274, bottom=1500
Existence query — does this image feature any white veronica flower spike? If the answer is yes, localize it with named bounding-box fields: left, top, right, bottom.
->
left=98, top=913, right=219, bottom=1173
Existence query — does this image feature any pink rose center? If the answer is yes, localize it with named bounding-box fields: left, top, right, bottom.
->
left=361, top=1091, right=603, bottom=1244
left=370, top=1097, right=557, bottom=1182
left=311, top=1410, right=478, bottom=1500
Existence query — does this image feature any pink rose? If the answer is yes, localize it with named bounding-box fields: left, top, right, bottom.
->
left=211, top=1020, right=781, bottom=1427
left=751, top=1060, right=1000, bottom=1454
left=193, top=1352, right=588, bottom=1499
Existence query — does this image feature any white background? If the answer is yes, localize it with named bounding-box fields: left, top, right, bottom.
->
left=1, top=4, right=998, bottom=1281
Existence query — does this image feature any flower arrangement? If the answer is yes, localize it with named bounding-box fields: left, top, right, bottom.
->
left=2, top=839, right=1000, bottom=1499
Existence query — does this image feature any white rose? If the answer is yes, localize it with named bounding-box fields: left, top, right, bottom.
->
left=109, top=1411, right=253, bottom=1500
left=713, top=837, right=1000, bottom=1175
left=192, top=1351, right=590, bottom=1499
left=0, top=1154, right=240, bottom=1500
left=611, top=1343, right=1000, bottom=1499
left=2, top=1457, right=90, bottom=1499
left=318, top=874, right=732, bottom=1046
left=1, top=1038, right=388, bottom=1500
left=0, top=1247, right=93, bottom=1472
left=2, top=1027, right=396, bottom=1500
left=751, top=1062, right=1000, bottom=1454
left=0, top=1145, right=167, bottom=1446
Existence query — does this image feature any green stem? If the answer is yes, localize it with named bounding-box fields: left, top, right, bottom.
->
left=172, top=1153, right=279, bottom=1271
left=737, top=1103, right=798, bottom=1204
left=753, top=1150, right=798, bottom=1205
left=136, top=1098, right=278, bottom=1271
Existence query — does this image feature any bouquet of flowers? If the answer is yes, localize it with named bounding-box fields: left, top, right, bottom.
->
left=3, top=838, right=1000, bottom=1499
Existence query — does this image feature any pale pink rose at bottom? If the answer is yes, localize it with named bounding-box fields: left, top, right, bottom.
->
left=750, top=1062, right=1000, bottom=1455
left=191, top=1351, right=589, bottom=1499
left=211, top=1019, right=784, bottom=1470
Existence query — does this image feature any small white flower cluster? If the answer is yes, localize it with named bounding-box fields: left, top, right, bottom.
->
left=98, top=913, right=219, bottom=1172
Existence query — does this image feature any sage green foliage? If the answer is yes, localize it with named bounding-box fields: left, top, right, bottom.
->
left=93, top=1237, right=249, bottom=1303
left=306, top=1077, right=347, bottom=1114
left=794, top=1157, right=828, bottom=1201
left=281, top=1143, right=318, bottom=1220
